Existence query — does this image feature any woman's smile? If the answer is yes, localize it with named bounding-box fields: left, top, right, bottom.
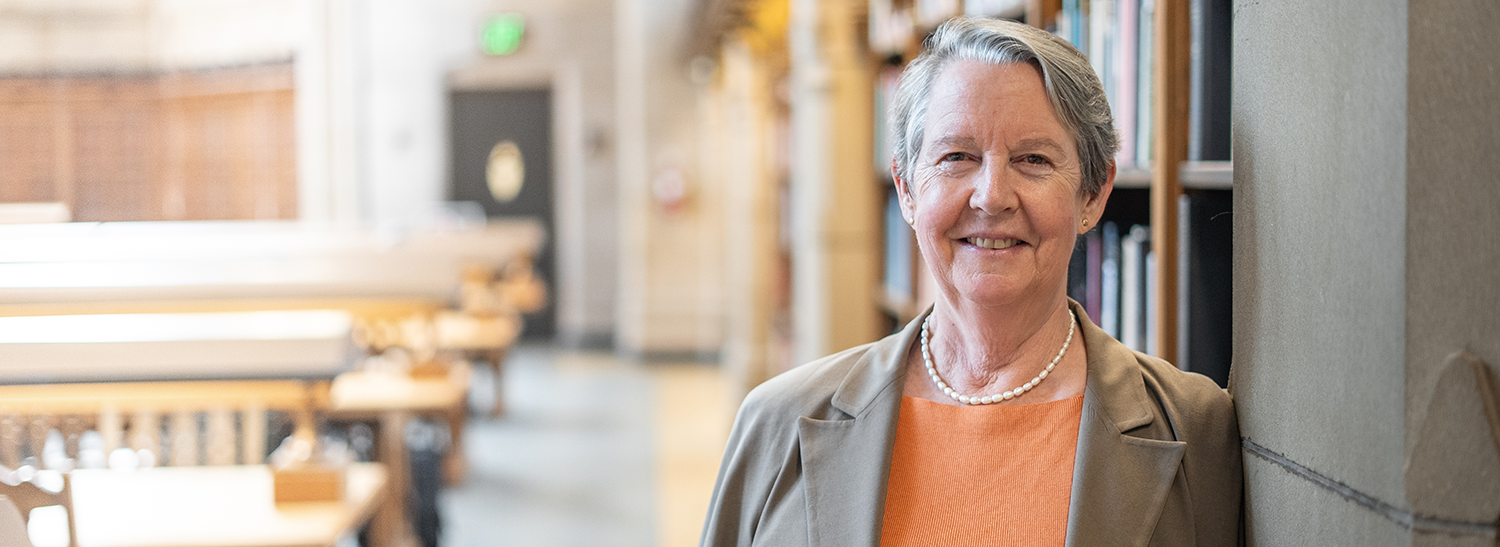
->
left=963, top=236, right=1022, bottom=250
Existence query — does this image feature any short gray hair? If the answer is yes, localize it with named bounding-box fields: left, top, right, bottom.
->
left=890, top=17, right=1118, bottom=197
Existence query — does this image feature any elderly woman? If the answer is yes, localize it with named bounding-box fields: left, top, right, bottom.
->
left=700, top=17, right=1241, bottom=547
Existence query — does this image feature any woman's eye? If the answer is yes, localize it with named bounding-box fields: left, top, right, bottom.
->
left=1014, top=154, right=1055, bottom=176
left=942, top=152, right=967, bottom=162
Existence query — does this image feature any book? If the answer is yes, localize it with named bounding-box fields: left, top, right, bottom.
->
left=1068, top=235, right=1089, bottom=309
left=883, top=188, right=913, bottom=307
left=1183, top=190, right=1233, bottom=387
left=1086, top=229, right=1103, bottom=321
left=1058, top=0, right=1080, bottom=48
left=1100, top=221, right=1120, bottom=338
left=964, top=0, right=1027, bottom=18
left=1145, top=246, right=1157, bottom=356
left=1060, top=0, right=1088, bottom=51
left=1120, top=224, right=1143, bottom=351
left=1187, top=0, right=1232, bottom=161
left=1113, top=0, right=1139, bottom=166
left=1089, top=0, right=1115, bottom=114
left=1176, top=193, right=1192, bottom=371
left=1135, top=0, right=1154, bottom=168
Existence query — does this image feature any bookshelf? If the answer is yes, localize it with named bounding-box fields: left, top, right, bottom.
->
left=1180, top=160, right=1232, bottom=190
left=868, top=0, right=1232, bottom=385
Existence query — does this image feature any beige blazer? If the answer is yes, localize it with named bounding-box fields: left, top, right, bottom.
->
left=699, top=301, right=1242, bottom=547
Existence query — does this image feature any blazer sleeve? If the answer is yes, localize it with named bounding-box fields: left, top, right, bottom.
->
left=699, top=384, right=801, bottom=547
left=1181, top=384, right=1244, bottom=546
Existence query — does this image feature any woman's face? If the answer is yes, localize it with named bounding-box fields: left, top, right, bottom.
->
left=896, top=60, right=1112, bottom=309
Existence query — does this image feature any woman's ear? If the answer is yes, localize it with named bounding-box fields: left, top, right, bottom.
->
left=892, top=160, right=917, bottom=226
left=1079, top=162, right=1116, bottom=233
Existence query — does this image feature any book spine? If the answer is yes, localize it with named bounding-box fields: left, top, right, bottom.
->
left=1089, top=0, right=1110, bottom=91
left=1113, top=0, right=1139, bottom=166
left=883, top=189, right=913, bottom=307
left=1086, top=230, right=1103, bottom=321
left=1187, top=0, right=1232, bottom=161
left=1135, top=0, right=1154, bottom=168
left=1068, top=236, right=1089, bottom=308
left=1146, top=247, right=1158, bottom=356
left=1120, top=224, right=1143, bottom=351
left=1176, top=193, right=1192, bottom=371
left=1133, top=224, right=1152, bottom=352
left=1100, top=221, right=1120, bottom=338
left=1058, top=0, right=1078, bottom=47
left=1186, top=190, right=1234, bottom=387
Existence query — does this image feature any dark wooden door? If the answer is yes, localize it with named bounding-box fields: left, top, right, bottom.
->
left=450, top=88, right=555, bottom=339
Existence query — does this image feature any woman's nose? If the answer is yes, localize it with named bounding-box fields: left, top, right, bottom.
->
left=969, top=163, right=1018, bottom=215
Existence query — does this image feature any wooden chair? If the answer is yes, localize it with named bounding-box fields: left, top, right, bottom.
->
left=0, top=381, right=329, bottom=470
left=0, top=475, right=76, bottom=547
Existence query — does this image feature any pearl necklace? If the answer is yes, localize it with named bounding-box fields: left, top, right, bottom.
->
left=921, top=309, right=1076, bottom=405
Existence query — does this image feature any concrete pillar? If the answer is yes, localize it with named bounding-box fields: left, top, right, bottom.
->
left=1403, top=1, right=1500, bottom=545
left=614, top=0, right=725, bottom=357
left=1233, top=1, right=1500, bottom=544
left=716, top=35, right=782, bottom=392
left=786, top=0, right=881, bottom=365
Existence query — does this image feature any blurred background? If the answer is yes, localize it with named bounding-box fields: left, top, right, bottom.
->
left=0, top=1, right=900, bottom=546
left=3, top=0, right=1496, bottom=547
left=0, top=0, right=1232, bottom=545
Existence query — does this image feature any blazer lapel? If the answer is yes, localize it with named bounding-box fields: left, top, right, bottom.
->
left=1065, top=301, right=1186, bottom=547
left=799, top=311, right=924, bottom=547
left=795, top=304, right=1184, bottom=547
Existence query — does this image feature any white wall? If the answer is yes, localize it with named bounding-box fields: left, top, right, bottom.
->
left=0, top=0, right=307, bottom=72
left=355, top=0, right=475, bottom=228
left=448, top=0, right=620, bottom=346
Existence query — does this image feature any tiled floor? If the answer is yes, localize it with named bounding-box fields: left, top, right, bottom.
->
left=439, top=346, right=734, bottom=547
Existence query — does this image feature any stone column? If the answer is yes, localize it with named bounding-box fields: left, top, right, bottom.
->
left=717, top=34, right=783, bottom=392
left=1233, top=1, right=1500, bottom=545
left=614, top=0, right=725, bottom=358
left=786, top=0, right=881, bottom=365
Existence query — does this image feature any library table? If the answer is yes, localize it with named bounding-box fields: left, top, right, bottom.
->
left=327, top=363, right=473, bottom=544
left=0, top=219, right=544, bottom=306
left=0, top=310, right=356, bottom=384
left=51, top=463, right=386, bottom=547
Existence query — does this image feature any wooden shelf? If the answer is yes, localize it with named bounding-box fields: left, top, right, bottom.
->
left=1179, top=161, right=1232, bottom=190
left=1115, top=167, right=1153, bottom=189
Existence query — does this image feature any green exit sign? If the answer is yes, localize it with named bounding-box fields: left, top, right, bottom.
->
left=481, top=13, right=526, bottom=56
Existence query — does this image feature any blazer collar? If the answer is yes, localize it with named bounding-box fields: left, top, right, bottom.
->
left=801, top=302, right=1186, bottom=547
left=1065, top=300, right=1186, bottom=546
left=829, top=308, right=926, bottom=418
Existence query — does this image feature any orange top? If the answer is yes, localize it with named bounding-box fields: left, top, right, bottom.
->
left=879, top=394, right=1084, bottom=547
